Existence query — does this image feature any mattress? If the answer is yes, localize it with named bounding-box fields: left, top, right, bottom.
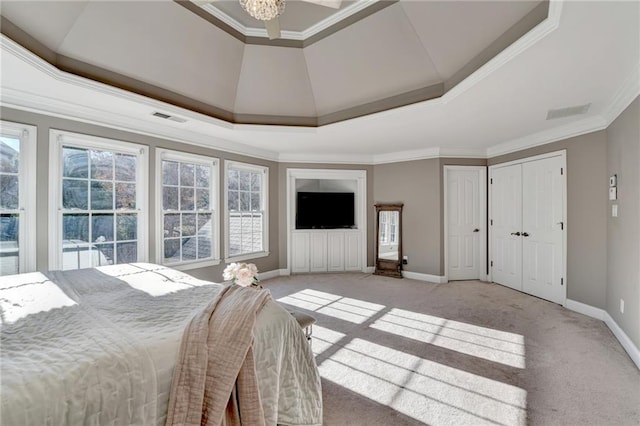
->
left=0, top=263, right=322, bottom=425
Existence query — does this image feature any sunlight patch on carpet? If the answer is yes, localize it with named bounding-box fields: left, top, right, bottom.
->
left=318, top=338, right=527, bottom=425
left=311, top=325, right=347, bottom=357
left=370, top=308, right=526, bottom=368
left=277, top=289, right=385, bottom=324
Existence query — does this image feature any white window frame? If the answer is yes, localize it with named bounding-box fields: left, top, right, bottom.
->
left=0, top=121, right=37, bottom=274
left=48, top=130, right=148, bottom=271
left=224, top=160, right=269, bottom=262
left=155, top=149, right=220, bottom=270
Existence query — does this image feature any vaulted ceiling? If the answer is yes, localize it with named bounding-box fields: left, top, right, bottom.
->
left=0, top=1, right=638, bottom=163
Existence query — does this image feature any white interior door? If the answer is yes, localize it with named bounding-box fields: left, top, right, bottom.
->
left=447, top=169, right=481, bottom=280
left=490, top=164, right=523, bottom=290
left=522, top=157, right=565, bottom=304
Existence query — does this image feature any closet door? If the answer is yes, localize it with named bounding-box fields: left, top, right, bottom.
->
left=522, top=157, right=565, bottom=304
left=491, top=164, right=523, bottom=290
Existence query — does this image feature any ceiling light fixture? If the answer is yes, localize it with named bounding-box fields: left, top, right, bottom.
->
left=239, top=0, right=285, bottom=21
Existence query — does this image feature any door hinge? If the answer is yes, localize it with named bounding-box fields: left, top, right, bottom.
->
left=561, top=278, right=564, bottom=286
left=490, top=178, right=493, bottom=184
left=490, top=261, right=493, bottom=267
left=560, top=167, right=563, bottom=175
left=490, top=219, right=493, bottom=226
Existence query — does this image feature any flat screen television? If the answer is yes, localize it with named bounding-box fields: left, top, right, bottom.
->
left=296, top=192, right=355, bottom=229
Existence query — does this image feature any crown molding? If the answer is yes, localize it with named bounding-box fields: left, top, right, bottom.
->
left=486, top=62, right=640, bottom=158
left=486, top=115, right=608, bottom=158
left=197, top=0, right=380, bottom=42
left=0, top=35, right=237, bottom=129
left=278, top=147, right=488, bottom=165
left=278, top=151, right=374, bottom=165
left=602, top=61, right=640, bottom=126
left=372, top=147, right=486, bottom=165
left=1, top=87, right=281, bottom=163
left=199, top=2, right=303, bottom=41
left=0, top=34, right=280, bottom=161
left=299, top=0, right=379, bottom=40
left=442, top=0, right=563, bottom=105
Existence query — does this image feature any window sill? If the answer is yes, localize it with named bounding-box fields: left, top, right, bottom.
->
left=224, top=251, right=270, bottom=264
left=166, top=258, right=221, bottom=271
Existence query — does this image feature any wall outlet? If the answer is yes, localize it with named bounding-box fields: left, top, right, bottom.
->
left=612, top=204, right=618, bottom=217
left=402, top=255, right=408, bottom=265
left=620, top=299, right=624, bottom=314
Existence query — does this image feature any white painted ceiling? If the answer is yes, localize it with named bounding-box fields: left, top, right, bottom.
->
left=0, top=1, right=638, bottom=164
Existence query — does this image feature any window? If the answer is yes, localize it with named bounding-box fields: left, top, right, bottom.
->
left=0, top=121, right=36, bottom=276
left=225, top=161, right=268, bottom=260
left=157, top=149, right=219, bottom=268
left=49, top=130, right=148, bottom=271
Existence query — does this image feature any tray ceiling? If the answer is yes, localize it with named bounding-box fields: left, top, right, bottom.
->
left=0, top=1, right=638, bottom=164
left=0, top=0, right=547, bottom=126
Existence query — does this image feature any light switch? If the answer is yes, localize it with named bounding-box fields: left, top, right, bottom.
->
left=612, top=204, right=618, bottom=217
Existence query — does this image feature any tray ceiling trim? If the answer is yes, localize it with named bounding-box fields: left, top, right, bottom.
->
left=180, top=0, right=397, bottom=48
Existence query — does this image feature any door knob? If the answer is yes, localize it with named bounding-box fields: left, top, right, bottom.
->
left=473, top=228, right=480, bottom=232
left=522, top=232, right=530, bottom=237
left=510, top=232, right=521, bottom=236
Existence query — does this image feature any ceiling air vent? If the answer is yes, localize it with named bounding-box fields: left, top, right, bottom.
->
left=546, top=103, right=591, bottom=120
left=152, top=111, right=187, bottom=123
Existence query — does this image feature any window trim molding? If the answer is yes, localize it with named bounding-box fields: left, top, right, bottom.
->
left=155, top=148, right=220, bottom=269
left=48, top=129, right=149, bottom=271
left=0, top=120, right=37, bottom=274
left=224, top=160, right=269, bottom=262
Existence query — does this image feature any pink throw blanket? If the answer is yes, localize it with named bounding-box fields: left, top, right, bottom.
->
left=166, top=285, right=270, bottom=426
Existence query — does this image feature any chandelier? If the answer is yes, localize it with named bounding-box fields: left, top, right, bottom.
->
left=239, top=0, right=285, bottom=21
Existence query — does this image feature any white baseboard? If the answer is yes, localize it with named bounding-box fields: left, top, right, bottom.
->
left=565, top=299, right=606, bottom=320
left=258, top=268, right=289, bottom=281
left=603, top=311, right=640, bottom=370
left=565, top=299, right=639, bottom=370
left=402, top=270, right=447, bottom=284
left=364, top=266, right=375, bottom=273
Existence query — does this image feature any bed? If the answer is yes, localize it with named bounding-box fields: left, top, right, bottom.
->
left=0, top=263, right=322, bottom=425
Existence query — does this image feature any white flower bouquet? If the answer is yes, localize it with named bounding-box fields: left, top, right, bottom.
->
left=223, top=262, right=261, bottom=288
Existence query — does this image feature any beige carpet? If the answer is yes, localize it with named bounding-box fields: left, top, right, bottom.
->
left=263, top=273, right=640, bottom=426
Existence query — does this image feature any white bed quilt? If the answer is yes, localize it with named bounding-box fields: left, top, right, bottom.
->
left=0, top=263, right=322, bottom=425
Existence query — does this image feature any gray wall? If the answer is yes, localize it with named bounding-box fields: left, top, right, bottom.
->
left=373, top=159, right=442, bottom=276
left=606, top=97, right=639, bottom=348
left=277, top=163, right=375, bottom=269
left=489, top=131, right=609, bottom=308
left=5, top=101, right=637, bottom=350
left=0, top=106, right=280, bottom=281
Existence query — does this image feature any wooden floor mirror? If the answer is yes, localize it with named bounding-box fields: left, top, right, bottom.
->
left=374, top=203, right=403, bottom=278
